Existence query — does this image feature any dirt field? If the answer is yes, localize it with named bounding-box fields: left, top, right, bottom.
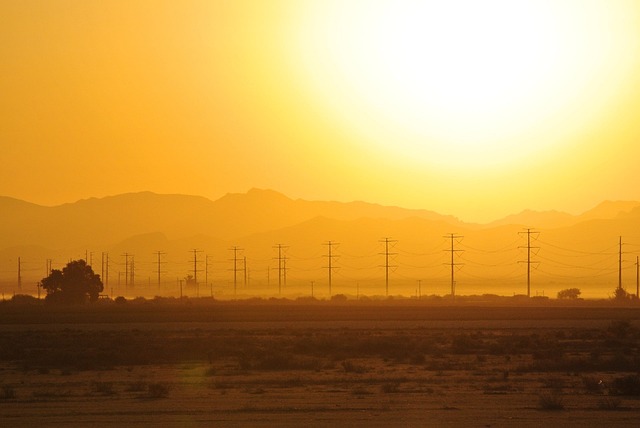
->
left=1, top=301, right=640, bottom=427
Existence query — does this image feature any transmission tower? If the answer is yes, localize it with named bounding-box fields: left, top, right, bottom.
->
left=229, top=246, right=243, bottom=296
left=444, top=234, right=464, bottom=298
left=618, top=236, right=623, bottom=292
left=323, top=241, right=340, bottom=296
left=122, top=253, right=131, bottom=289
left=379, top=238, right=398, bottom=296
left=205, top=254, right=210, bottom=295
left=155, top=251, right=166, bottom=289
left=518, top=229, right=539, bottom=297
left=130, top=256, right=135, bottom=288
left=104, top=253, right=109, bottom=288
left=191, top=249, right=203, bottom=296
left=17, top=257, right=22, bottom=290
left=273, top=244, right=288, bottom=295
left=636, top=256, right=640, bottom=298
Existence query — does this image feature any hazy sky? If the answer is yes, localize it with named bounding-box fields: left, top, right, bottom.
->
left=2, top=0, right=640, bottom=222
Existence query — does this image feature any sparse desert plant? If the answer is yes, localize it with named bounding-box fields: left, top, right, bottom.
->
left=381, top=382, right=401, bottom=393
left=1, top=385, right=16, bottom=399
left=582, top=376, right=604, bottom=394
left=610, top=374, right=640, bottom=396
left=341, top=360, right=367, bottom=373
left=146, top=382, right=170, bottom=399
left=352, top=386, right=372, bottom=396
left=125, top=380, right=147, bottom=392
left=597, top=397, right=622, bottom=410
left=607, top=320, right=633, bottom=339
left=93, top=381, right=116, bottom=396
left=538, top=392, right=565, bottom=410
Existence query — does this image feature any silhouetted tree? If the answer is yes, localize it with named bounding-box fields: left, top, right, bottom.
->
left=39, top=260, right=103, bottom=304
left=613, top=287, right=635, bottom=302
left=557, top=288, right=581, bottom=299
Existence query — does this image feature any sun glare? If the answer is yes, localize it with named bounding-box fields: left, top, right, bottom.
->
left=294, top=1, right=637, bottom=170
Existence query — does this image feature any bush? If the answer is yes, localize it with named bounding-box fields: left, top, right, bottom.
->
left=611, top=374, right=640, bottom=396
left=93, top=381, right=116, bottom=396
left=598, top=397, right=622, bottom=410
left=341, top=360, right=367, bottom=373
left=146, top=383, right=169, bottom=399
left=557, top=288, right=581, bottom=299
left=1, top=385, right=16, bottom=399
left=538, top=393, right=564, bottom=410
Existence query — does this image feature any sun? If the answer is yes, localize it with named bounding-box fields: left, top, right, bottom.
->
left=292, top=0, right=637, bottom=170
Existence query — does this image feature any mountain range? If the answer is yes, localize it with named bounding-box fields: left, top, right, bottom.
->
left=1, top=189, right=639, bottom=298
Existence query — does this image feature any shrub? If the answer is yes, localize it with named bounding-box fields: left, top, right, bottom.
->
left=93, top=381, right=116, bottom=396
left=597, top=397, right=622, bottom=410
left=611, top=374, right=640, bottom=396
left=538, top=393, right=564, bottom=410
left=581, top=376, right=604, bottom=394
left=557, top=288, right=581, bottom=299
left=1, top=385, right=16, bottom=399
left=381, top=382, right=400, bottom=393
left=146, top=382, right=169, bottom=399
left=341, top=360, right=367, bottom=373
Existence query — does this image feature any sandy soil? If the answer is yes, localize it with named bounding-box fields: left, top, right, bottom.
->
left=1, top=303, right=640, bottom=427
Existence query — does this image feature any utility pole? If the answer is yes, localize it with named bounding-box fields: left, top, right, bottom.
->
left=130, top=256, right=135, bottom=288
left=46, top=259, right=52, bottom=276
left=518, top=229, right=539, bottom=298
left=122, top=253, right=131, bottom=289
left=155, top=251, right=166, bottom=289
left=273, top=244, right=288, bottom=295
left=323, top=241, right=340, bottom=297
left=418, top=279, right=422, bottom=299
left=379, top=238, right=398, bottom=296
left=618, top=236, right=623, bottom=291
left=243, top=256, right=247, bottom=287
left=17, top=257, right=22, bottom=290
left=191, top=249, right=203, bottom=295
left=283, top=256, right=288, bottom=287
left=205, top=254, right=210, bottom=295
left=229, top=246, right=243, bottom=296
left=101, top=253, right=105, bottom=282
left=444, top=234, right=464, bottom=298
left=105, top=253, right=109, bottom=288
left=636, top=256, right=640, bottom=299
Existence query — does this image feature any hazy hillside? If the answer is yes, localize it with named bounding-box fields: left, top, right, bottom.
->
left=0, top=189, right=466, bottom=249
left=1, top=190, right=639, bottom=299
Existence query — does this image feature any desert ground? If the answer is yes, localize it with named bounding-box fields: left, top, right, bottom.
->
left=1, top=299, right=640, bottom=427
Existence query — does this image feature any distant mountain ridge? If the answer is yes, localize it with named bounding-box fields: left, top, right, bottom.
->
left=1, top=190, right=638, bottom=251
left=0, top=189, right=467, bottom=250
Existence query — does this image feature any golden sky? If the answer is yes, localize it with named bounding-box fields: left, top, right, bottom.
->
left=2, top=0, right=640, bottom=222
